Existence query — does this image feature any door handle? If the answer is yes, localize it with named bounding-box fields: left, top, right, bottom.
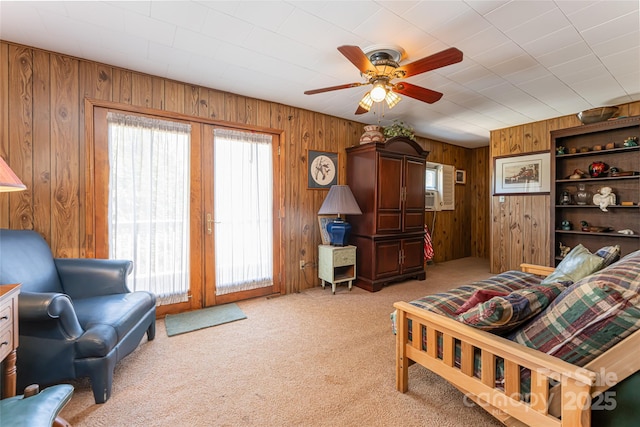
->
left=207, top=213, right=213, bottom=234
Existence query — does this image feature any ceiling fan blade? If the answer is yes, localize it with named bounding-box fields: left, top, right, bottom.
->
left=355, top=105, right=368, bottom=115
left=393, top=82, right=443, bottom=104
left=337, top=45, right=377, bottom=75
left=304, top=82, right=363, bottom=95
left=397, top=47, right=463, bottom=78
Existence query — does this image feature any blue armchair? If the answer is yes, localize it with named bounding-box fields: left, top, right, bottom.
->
left=0, top=229, right=156, bottom=404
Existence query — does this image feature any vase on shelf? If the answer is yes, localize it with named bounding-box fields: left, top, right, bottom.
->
left=575, top=183, right=589, bottom=205
left=588, top=161, right=608, bottom=178
left=359, top=125, right=384, bottom=145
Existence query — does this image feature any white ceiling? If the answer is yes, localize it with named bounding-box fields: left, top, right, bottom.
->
left=1, top=1, right=639, bottom=148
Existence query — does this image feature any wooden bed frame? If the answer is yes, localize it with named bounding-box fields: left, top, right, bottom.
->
left=394, top=263, right=640, bottom=427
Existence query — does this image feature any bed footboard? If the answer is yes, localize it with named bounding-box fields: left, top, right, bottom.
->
left=394, top=301, right=597, bottom=427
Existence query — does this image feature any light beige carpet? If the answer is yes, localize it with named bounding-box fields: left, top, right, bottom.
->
left=60, top=257, right=503, bottom=427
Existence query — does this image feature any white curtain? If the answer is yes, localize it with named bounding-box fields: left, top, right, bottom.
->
left=213, top=129, right=273, bottom=295
left=107, top=112, right=191, bottom=305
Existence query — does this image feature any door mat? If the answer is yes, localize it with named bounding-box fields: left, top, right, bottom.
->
left=165, top=304, right=247, bottom=337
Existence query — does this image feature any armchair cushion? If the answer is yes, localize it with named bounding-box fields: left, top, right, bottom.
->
left=73, top=292, right=155, bottom=354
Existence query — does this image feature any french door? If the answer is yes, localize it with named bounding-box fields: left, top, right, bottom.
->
left=202, top=125, right=281, bottom=306
left=91, top=105, right=281, bottom=316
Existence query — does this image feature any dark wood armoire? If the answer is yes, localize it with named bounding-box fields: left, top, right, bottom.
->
left=346, top=136, right=429, bottom=292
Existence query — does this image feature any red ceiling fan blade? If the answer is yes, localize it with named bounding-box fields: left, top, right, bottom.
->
left=396, top=47, right=463, bottom=78
left=393, top=82, right=443, bottom=104
left=355, top=105, right=368, bottom=115
left=337, top=45, right=377, bottom=75
left=304, top=82, right=363, bottom=95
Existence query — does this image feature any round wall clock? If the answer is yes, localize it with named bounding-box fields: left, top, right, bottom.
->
left=308, top=150, right=338, bottom=189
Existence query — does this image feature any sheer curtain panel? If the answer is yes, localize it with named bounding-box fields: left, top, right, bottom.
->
left=213, top=129, right=273, bottom=295
left=107, top=112, right=191, bottom=305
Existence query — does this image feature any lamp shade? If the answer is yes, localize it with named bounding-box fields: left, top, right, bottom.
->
left=358, top=92, right=373, bottom=112
left=318, top=185, right=361, bottom=246
left=318, top=185, right=362, bottom=216
left=0, top=156, right=26, bottom=192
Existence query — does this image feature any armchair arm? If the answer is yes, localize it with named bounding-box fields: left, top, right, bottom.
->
left=19, top=292, right=84, bottom=339
left=54, top=258, right=133, bottom=298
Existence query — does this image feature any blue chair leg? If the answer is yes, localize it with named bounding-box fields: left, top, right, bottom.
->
left=147, top=321, right=156, bottom=340
left=86, top=357, right=116, bottom=404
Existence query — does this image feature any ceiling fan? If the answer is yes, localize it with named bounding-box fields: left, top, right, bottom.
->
left=304, top=45, right=463, bottom=115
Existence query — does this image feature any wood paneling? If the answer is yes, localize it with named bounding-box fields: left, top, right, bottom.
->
left=1, top=40, right=487, bottom=294
left=490, top=101, right=640, bottom=273
left=7, top=45, right=33, bottom=232
left=470, top=146, right=489, bottom=258
left=32, top=49, right=52, bottom=242
left=0, top=43, right=8, bottom=228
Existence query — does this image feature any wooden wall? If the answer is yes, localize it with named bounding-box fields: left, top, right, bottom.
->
left=0, top=40, right=488, bottom=294
left=489, top=101, right=640, bottom=273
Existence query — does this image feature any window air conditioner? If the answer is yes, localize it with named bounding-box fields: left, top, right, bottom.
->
left=425, top=190, right=441, bottom=211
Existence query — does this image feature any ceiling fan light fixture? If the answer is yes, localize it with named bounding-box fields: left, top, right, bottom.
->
left=358, top=92, right=373, bottom=111
left=370, top=83, right=387, bottom=102
left=385, top=91, right=401, bottom=109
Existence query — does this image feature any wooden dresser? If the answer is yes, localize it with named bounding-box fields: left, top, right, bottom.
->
left=346, top=137, right=429, bottom=291
left=1, top=284, right=20, bottom=398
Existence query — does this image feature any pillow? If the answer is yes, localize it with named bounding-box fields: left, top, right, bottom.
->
left=541, top=244, right=604, bottom=285
left=456, top=282, right=567, bottom=334
left=510, top=279, right=640, bottom=366
left=454, top=289, right=509, bottom=315
left=409, top=270, right=545, bottom=319
left=595, top=245, right=621, bottom=268
left=544, top=248, right=640, bottom=311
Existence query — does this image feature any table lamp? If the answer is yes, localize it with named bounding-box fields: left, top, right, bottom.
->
left=0, top=156, right=26, bottom=192
left=318, top=185, right=362, bottom=246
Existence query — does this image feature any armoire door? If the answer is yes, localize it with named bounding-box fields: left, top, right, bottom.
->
left=376, top=153, right=403, bottom=233
left=403, top=158, right=427, bottom=232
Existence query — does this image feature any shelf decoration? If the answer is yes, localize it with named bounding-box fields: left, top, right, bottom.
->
left=359, top=125, right=384, bottom=144
left=493, top=151, right=550, bottom=195
left=593, top=186, right=616, bottom=212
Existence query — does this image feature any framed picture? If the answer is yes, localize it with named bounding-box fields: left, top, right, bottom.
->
left=493, top=151, right=550, bottom=195
left=455, top=169, right=466, bottom=184
left=308, top=150, right=338, bottom=189
left=317, top=215, right=334, bottom=245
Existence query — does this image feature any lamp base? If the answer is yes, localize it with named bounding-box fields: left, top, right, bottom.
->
left=326, top=218, right=351, bottom=246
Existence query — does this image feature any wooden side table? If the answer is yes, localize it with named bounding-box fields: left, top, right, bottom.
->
left=318, top=245, right=356, bottom=294
left=0, top=283, right=20, bottom=398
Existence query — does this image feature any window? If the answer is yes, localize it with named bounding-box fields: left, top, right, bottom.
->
left=425, top=165, right=438, bottom=190
left=425, top=161, right=455, bottom=211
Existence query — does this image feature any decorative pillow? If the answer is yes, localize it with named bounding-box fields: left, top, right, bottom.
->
left=454, top=289, right=509, bottom=315
left=541, top=244, right=604, bottom=285
left=595, top=245, right=621, bottom=268
left=510, top=279, right=640, bottom=366
left=409, top=270, right=545, bottom=319
left=456, top=282, right=567, bottom=334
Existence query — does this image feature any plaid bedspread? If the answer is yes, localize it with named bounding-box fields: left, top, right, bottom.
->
left=390, top=270, right=544, bottom=335
left=408, top=270, right=545, bottom=318
left=510, top=249, right=640, bottom=367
